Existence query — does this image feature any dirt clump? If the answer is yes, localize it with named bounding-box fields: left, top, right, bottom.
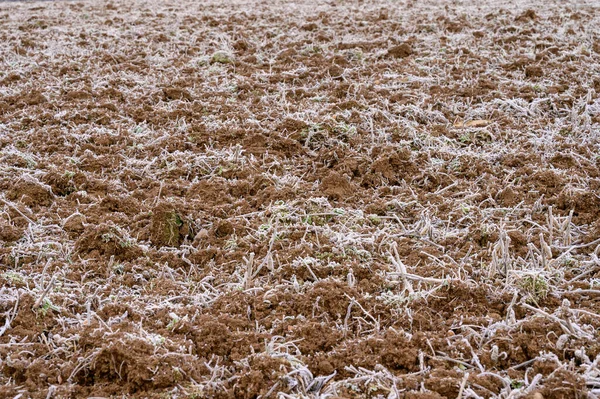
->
left=214, top=219, right=234, bottom=238
left=162, top=87, right=192, bottom=101
left=6, top=178, right=54, bottom=208
left=62, top=212, right=86, bottom=237
left=278, top=117, right=309, bottom=135
left=516, top=9, right=537, bottom=22
left=538, top=369, right=586, bottom=399
left=75, top=223, right=143, bottom=261
left=42, top=170, right=81, bottom=196
left=363, top=147, right=416, bottom=186
left=525, top=65, right=544, bottom=78
left=387, top=42, right=413, bottom=58
left=0, top=221, right=23, bottom=242
left=149, top=203, right=192, bottom=248
left=319, top=170, right=355, bottom=200
left=496, top=186, right=520, bottom=207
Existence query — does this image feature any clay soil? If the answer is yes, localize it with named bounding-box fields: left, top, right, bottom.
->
left=1, top=0, right=600, bottom=398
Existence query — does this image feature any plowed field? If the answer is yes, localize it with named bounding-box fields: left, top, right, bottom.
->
left=1, top=0, right=600, bottom=398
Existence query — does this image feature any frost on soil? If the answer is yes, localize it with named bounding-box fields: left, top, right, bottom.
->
left=1, top=0, right=600, bottom=398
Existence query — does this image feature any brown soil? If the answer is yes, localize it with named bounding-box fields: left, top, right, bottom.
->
left=1, top=0, right=599, bottom=398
